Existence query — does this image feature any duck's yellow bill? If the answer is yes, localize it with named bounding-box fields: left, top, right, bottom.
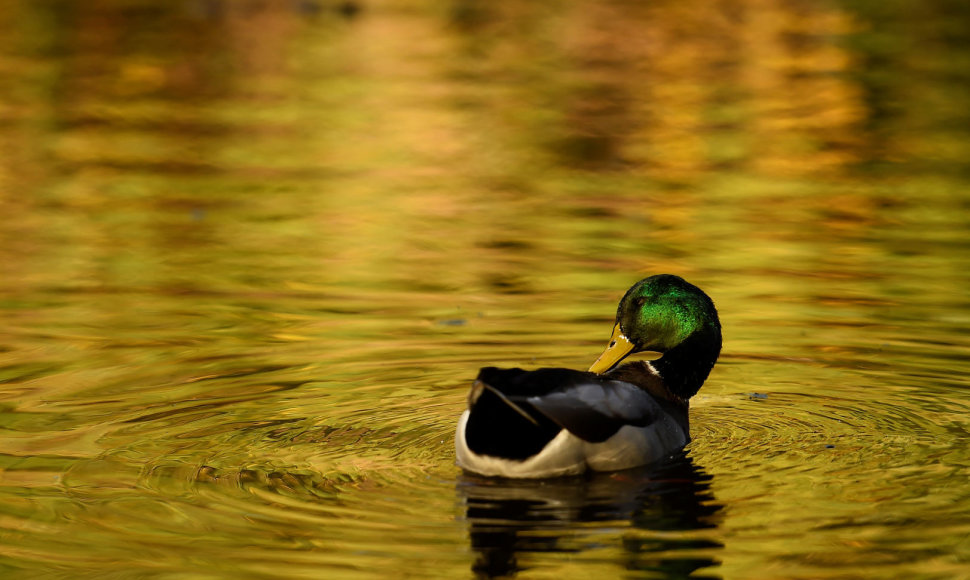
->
left=588, top=324, right=635, bottom=374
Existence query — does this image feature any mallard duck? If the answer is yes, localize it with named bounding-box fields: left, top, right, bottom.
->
left=455, top=274, right=721, bottom=478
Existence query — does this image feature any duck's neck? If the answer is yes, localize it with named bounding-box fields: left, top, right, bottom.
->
left=652, top=327, right=721, bottom=402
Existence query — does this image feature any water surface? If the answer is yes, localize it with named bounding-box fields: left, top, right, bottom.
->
left=1, top=1, right=970, bottom=578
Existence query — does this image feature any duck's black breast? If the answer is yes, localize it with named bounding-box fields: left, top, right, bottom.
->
left=463, top=366, right=669, bottom=460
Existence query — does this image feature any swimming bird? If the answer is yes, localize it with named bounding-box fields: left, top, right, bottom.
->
left=455, top=274, right=721, bottom=478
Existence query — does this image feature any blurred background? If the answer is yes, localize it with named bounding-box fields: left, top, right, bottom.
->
left=1, top=0, right=969, bottom=578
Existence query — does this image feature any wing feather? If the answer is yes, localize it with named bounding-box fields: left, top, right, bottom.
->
left=526, top=379, right=663, bottom=443
left=473, top=367, right=665, bottom=444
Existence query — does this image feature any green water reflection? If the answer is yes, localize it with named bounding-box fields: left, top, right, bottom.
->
left=1, top=0, right=970, bottom=578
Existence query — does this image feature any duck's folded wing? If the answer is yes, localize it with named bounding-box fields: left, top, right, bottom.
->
left=524, top=380, right=664, bottom=443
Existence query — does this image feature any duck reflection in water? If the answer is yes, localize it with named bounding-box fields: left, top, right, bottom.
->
left=458, top=452, right=723, bottom=579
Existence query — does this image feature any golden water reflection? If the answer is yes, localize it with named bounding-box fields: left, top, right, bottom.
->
left=0, top=0, right=969, bottom=578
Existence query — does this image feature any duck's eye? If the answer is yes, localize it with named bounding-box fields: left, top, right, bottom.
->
left=635, top=297, right=647, bottom=307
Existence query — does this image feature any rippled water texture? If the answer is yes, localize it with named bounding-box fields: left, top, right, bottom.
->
left=1, top=1, right=970, bottom=578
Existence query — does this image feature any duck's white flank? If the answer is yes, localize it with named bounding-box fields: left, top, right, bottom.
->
left=455, top=408, right=688, bottom=478
left=583, top=414, right=687, bottom=471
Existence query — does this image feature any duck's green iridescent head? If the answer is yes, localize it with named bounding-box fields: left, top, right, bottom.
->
left=589, top=274, right=721, bottom=374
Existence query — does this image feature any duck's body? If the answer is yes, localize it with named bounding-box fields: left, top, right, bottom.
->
left=455, top=363, right=689, bottom=477
left=455, top=274, right=721, bottom=478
